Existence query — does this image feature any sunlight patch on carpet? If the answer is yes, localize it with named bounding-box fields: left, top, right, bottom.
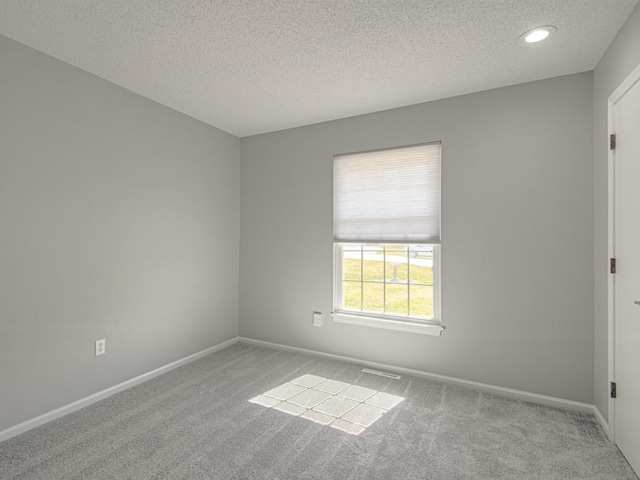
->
left=249, top=374, right=404, bottom=435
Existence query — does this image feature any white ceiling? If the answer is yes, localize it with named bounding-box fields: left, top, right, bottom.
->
left=0, top=1, right=637, bottom=137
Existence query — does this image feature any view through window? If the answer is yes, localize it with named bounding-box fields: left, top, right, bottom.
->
left=338, top=243, right=436, bottom=319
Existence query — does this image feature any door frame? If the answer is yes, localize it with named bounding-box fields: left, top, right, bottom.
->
left=607, top=61, right=640, bottom=444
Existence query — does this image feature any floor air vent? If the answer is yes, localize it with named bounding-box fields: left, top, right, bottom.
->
left=362, top=368, right=401, bottom=380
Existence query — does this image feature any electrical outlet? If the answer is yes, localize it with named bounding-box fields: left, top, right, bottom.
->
left=312, top=312, right=323, bottom=327
left=95, top=339, right=106, bottom=356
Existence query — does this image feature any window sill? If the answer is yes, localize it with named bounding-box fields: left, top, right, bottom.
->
left=331, top=312, right=444, bottom=336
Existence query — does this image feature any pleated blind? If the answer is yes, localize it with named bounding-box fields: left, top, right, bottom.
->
left=333, top=142, right=441, bottom=243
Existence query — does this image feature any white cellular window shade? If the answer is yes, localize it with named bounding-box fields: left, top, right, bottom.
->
left=333, top=142, right=441, bottom=243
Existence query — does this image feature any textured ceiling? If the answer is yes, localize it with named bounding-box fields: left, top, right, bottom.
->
left=0, top=1, right=637, bottom=136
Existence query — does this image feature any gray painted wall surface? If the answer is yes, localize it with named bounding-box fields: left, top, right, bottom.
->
left=240, top=73, right=594, bottom=403
left=0, top=35, right=240, bottom=432
left=593, top=4, right=640, bottom=422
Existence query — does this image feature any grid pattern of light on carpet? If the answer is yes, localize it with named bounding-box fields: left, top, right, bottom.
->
left=249, top=374, right=404, bottom=435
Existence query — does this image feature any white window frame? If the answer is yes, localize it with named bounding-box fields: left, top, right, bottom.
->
left=332, top=243, right=443, bottom=336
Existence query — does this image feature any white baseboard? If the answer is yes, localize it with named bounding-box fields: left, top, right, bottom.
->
left=238, top=336, right=595, bottom=413
left=0, top=336, right=239, bottom=444
left=2, top=336, right=604, bottom=445
left=592, top=406, right=610, bottom=439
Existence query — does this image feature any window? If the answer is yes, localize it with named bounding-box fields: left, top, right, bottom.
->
left=332, top=143, right=442, bottom=336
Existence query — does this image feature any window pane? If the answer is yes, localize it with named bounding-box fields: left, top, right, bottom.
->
left=385, top=284, right=408, bottom=316
left=410, top=285, right=433, bottom=319
left=362, top=253, right=384, bottom=282
left=408, top=244, right=433, bottom=257
left=386, top=258, right=408, bottom=284
left=343, top=243, right=364, bottom=251
left=337, top=243, right=438, bottom=321
left=384, top=244, right=406, bottom=255
left=343, top=281, right=362, bottom=311
left=362, top=282, right=384, bottom=313
left=409, top=251, right=433, bottom=285
left=343, top=250, right=362, bottom=281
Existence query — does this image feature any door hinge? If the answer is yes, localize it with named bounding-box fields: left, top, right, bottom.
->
left=610, top=257, right=616, bottom=274
left=610, top=133, right=616, bottom=150
left=611, top=382, right=617, bottom=399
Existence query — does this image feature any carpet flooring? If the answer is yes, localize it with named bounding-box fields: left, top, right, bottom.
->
left=0, top=343, right=637, bottom=479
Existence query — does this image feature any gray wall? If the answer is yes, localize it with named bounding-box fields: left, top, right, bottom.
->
left=593, top=4, right=640, bottom=421
left=240, top=73, right=594, bottom=403
left=0, top=35, right=240, bottom=432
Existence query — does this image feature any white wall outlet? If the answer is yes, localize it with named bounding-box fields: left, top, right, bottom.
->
left=312, top=312, right=323, bottom=327
left=95, top=338, right=106, bottom=356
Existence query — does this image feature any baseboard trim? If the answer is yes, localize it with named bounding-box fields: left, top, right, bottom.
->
left=0, top=336, right=239, bottom=444
left=2, top=336, right=603, bottom=444
left=592, top=406, right=610, bottom=439
left=238, top=337, right=594, bottom=413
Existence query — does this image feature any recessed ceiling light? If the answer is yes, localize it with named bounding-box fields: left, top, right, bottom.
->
left=520, top=25, right=557, bottom=43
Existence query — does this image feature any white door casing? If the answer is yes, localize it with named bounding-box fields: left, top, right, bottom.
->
left=609, top=62, right=640, bottom=475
